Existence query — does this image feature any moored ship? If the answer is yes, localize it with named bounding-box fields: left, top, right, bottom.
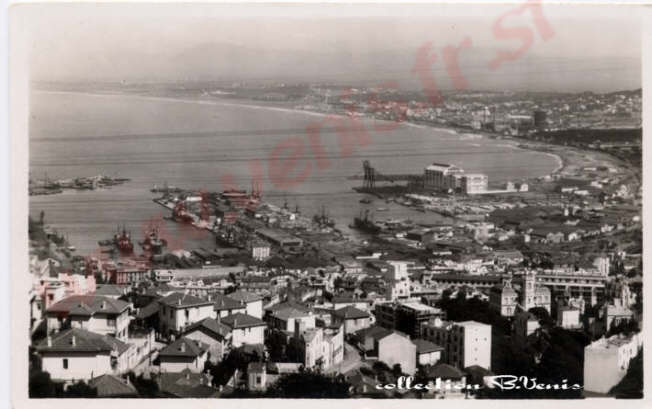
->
left=113, top=225, right=134, bottom=254
left=351, top=209, right=381, bottom=234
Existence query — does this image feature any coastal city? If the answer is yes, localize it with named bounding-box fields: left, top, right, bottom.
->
left=27, top=81, right=642, bottom=399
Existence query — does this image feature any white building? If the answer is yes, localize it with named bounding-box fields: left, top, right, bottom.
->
left=183, top=318, right=232, bottom=363
left=413, top=338, right=444, bottom=366
left=228, top=290, right=264, bottom=319
left=158, top=337, right=210, bottom=373
left=220, top=313, right=266, bottom=347
left=461, top=174, right=488, bottom=194
left=158, top=292, right=216, bottom=337
left=291, top=322, right=344, bottom=370
left=422, top=319, right=492, bottom=370
left=46, top=295, right=132, bottom=341
left=377, top=331, right=417, bottom=375
left=385, top=260, right=411, bottom=300
left=584, top=332, right=642, bottom=394
left=36, top=328, right=133, bottom=381
left=424, top=163, right=464, bottom=191
left=557, top=306, right=582, bottom=329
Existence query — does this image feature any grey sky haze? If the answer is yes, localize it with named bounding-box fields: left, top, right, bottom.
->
left=18, top=3, right=642, bottom=92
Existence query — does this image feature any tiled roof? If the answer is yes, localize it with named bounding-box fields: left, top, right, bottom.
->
left=36, top=328, right=129, bottom=354
left=358, top=325, right=392, bottom=341
left=247, top=362, right=266, bottom=373
left=47, top=295, right=130, bottom=316
left=157, top=369, right=221, bottom=398
left=159, top=292, right=212, bottom=308
left=221, top=312, right=266, bottom=329
left=265, top=301, right=310, bottom=313
left=184, top=318, right=231, bottom=340
left=136, top=301, right=160, bottom=319
left=94, top=284, right=127, bottom=297
left=89, top=374, right=138, bottom=397
left=333, top=305, right=370, bottom=320
left=213, top=294, right=245, bottom=311
left=159, top=337, right=209, bottom=358
left=229, top=290, right=263, bottom=303
left=412, top=338, right=444, bottom=354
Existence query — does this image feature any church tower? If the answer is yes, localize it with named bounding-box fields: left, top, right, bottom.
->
left=523, top=270, right=536, bottom=311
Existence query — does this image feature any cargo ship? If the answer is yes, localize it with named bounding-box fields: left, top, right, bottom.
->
left=313, top=206, right=336, bottom=228
left=351, top=210, right=381, bottom=234
left=113, top=226, right=134, bottom=254
left=140, top=226, right=167, bottom=254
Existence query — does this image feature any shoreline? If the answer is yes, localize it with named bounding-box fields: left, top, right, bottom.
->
left=33, top=88, right=585, bottom=181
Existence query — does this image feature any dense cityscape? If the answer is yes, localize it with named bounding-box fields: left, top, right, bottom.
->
left=27, top=80, right=643, bottom=399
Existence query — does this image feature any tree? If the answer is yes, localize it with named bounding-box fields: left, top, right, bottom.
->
left=265, top=370, right=351, bottom=398
left=529, top=307, right=554, bottom=327
left=29, top=371, right=57, bottom=398
left=63, top=381, right=98, bottom=398
left=391, top=364, right=403, bottom=378
left=127, top=371, right=159, bottom=398
left=265, top=329, right=288, bottom=362
left=609, top=350, right=643, bottom=398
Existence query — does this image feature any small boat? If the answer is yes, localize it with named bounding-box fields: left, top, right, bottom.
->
left=360, top=198, right=372, bottom=204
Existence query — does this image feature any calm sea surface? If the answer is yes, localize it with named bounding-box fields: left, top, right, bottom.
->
left=29, top=90, right=558, bottom=255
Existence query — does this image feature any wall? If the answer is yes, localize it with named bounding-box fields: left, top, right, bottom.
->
left=41, top=352, right=112, bottom=381
left=185, top=330, right=227, bottom=363
left=231, top=325, right=265, bottom=347
left=245, top=300, right=264, bottom=319
left=378, top=334, right=416, bottom=375
left=159, top=355, right=206, bottom=373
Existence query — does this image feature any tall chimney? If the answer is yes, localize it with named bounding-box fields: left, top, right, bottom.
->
left=47, top=336, right=52, bottom=347
left=180, top=342, right=186, bottom=352
left=71, top=335, right=76, bottom=346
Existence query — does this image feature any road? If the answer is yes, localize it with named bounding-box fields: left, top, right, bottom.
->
left=327, top=342, right=363, bottom=374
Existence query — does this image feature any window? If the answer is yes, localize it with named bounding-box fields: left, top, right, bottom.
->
left=63, top=359, right=68, bottom=369
left=256, top=376, right=262, bottom=384
left=107, top=318, right=116, bottom=327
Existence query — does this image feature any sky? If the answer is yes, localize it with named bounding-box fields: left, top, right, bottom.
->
left=16, top=3, right=643, bottom=92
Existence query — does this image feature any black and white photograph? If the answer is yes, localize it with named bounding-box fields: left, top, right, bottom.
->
left=8, top=1, right=649, bottom=405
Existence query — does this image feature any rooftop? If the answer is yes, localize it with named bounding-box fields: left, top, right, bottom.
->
left=159, top=292, right=213, bottom=308
left=333, top=305, right=370, bottom=320
left=228, top=290, right=263, bottom=303
left=47, top=295, right=130, bottom=316
left=184, top=317, right=231, bottom=340
left=159, top=337, right=209, bottom=358
left=221, top=312, right=266, bottom=329
left=36, top=327, right=129, bottom=354
left=413, top=338, right=445, bottom=354
left=89, top=374, right=138, bottom=398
